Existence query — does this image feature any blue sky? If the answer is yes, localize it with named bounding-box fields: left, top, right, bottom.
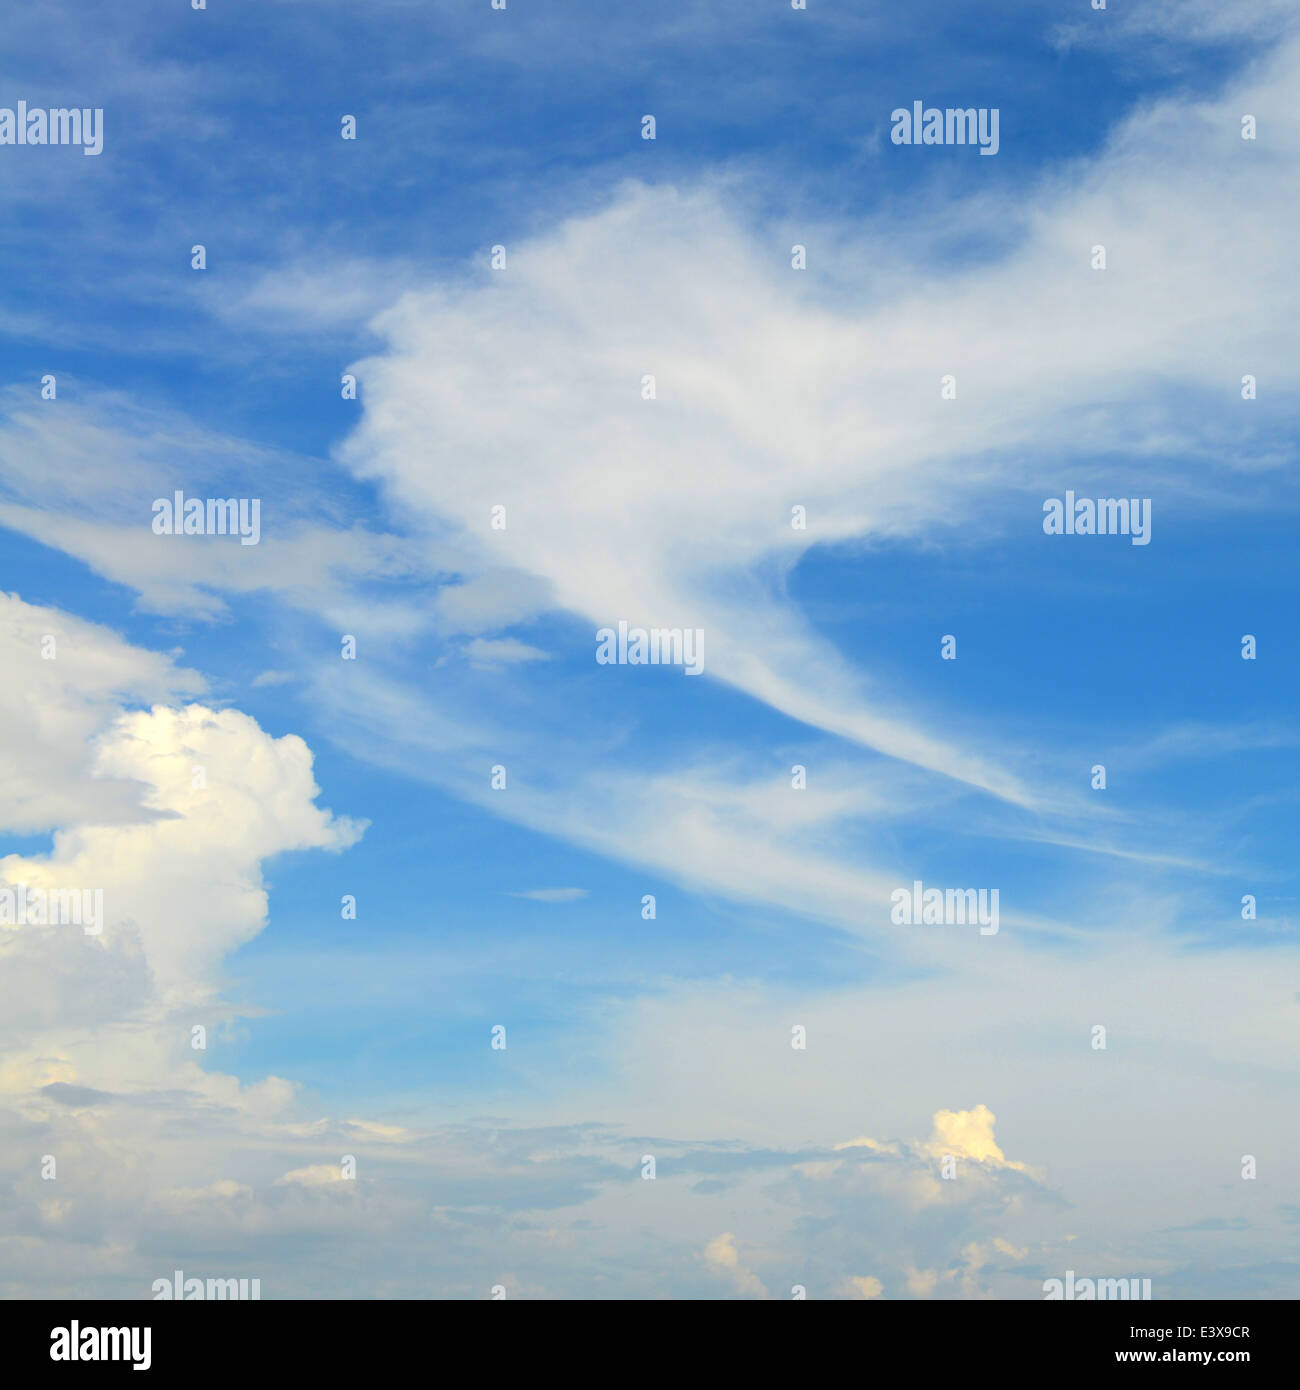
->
left=2, top=0, right=1299, bottom=1299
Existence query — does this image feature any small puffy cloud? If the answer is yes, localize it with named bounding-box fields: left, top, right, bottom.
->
left=766, top=1107, right=1053, bottom=1296
left=464, top=637, right=550, bottom=666
left=702, top=1232, right=768, bottom=1299
left=343, top=1119, right=414, bottom=1144
left=509, top=888, right=587, bottom=903
left=836, top=1105, right=1027, bottom=1172
left=921, top=1105, right=1029, bottom=1173
left=275, top=1165, right=351, bottom=1189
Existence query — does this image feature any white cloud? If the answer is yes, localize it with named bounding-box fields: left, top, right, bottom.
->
left=337, top=34, right=1300, bottom=810
left=702, top=1231, right=769, bottom=1298
left=464, top=636, right=550, bottom=666
left=0, top=600, right=384, bottom=1295
left=0, top=592, right=204, bottom=833
left=0, top=702, right=365, bottom=1003
left=2, top=12, right=1298, bottom=1301
left=275, top=1165, right=352, bottom=1188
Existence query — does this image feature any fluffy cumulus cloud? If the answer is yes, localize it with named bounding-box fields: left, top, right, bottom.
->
left=0, top=608, right=1078, bottom=1301
left=0, top=596, right=376, bottom=1295
left=3, top=695, right=363, bottom=1006
left=666, top=1107, right=1050, bottom=1300
left=2, top=593, right=1298, bottom=1297
left=2, top=1, right=1299, bottom=1302
left=838, top=1104, right=1030, bottom=1174
left=702, top=1231, right=769, bottom=1299
left=0, top=593, right=205, bottom=832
